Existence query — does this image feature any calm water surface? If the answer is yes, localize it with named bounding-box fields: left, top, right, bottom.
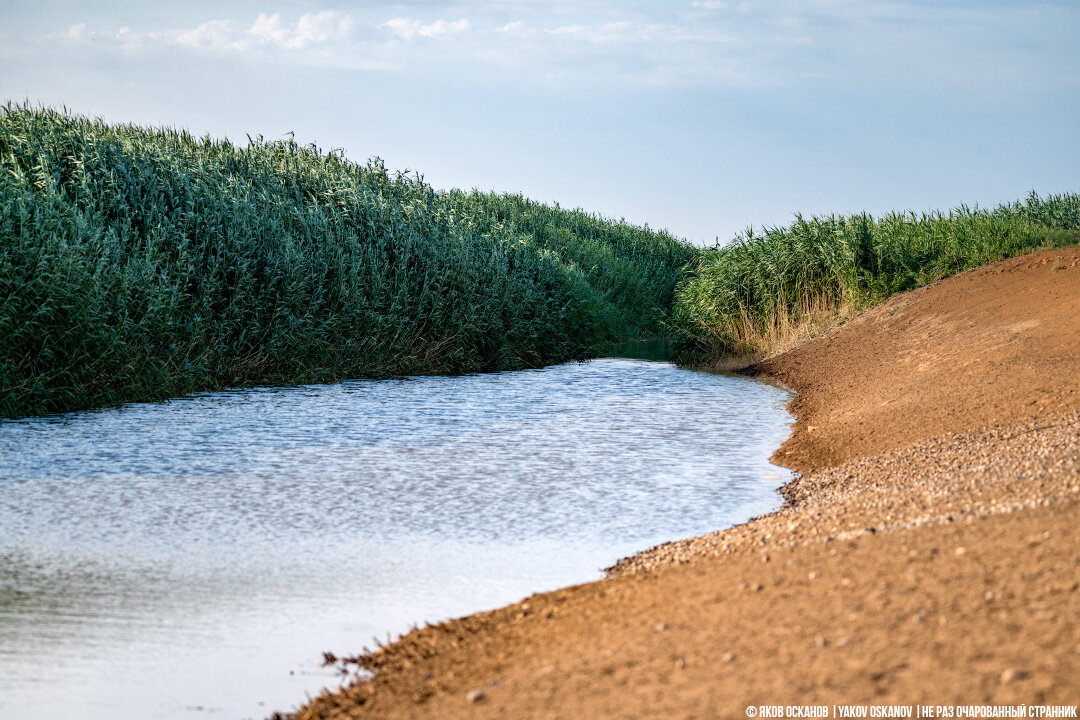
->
left=0, top=357, right=792, bottom=719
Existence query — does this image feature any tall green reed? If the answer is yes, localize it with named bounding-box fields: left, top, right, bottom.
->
left=0, top=105, right=695, bottom=417
left=672, top=193, right=1080, bottom=362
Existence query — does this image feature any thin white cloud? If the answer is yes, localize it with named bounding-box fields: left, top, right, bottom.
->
left=174, top=20, right=249, bottom=52
left=548, top=22, right=636, bottom=43
left=381, top=18, right=470, bottom=40
left=61, top=23, right=88, bottom=41
left=497, top=20, right=526, bottom=34
left=49, top=11, right=396, bottom=70
left=249, top=11, right=355, bottom=50
left=172, top=11, right=355, bottom=53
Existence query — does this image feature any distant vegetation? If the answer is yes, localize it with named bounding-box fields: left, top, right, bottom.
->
left=671, top=192, right=1080, bottom=362
left=0, top=105, right=696, bottom=417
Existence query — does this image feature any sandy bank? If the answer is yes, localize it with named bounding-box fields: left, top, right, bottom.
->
left=287, top=247, right=1080, bottom=720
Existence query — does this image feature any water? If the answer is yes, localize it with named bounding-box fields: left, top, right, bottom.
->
left=0, top=357, right=792, bottom=719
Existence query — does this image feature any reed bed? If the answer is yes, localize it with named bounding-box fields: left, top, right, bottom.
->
left=0, top=105, right=695, bottom=417
left=671, top=193, right=1080, bottom=362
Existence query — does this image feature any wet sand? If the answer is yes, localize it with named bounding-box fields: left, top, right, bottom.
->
left=288, top=247, right=1080, bottom=720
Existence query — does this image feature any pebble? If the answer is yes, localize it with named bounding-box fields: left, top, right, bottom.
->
left=654, top=622, right=668, bottom=632
left=1000, top=668, right=1028, bottom=684
left=815, top=636, right=828, bottom=648
left=722, top=652, right=736, bottom=663
left=809, top=571, right=820, bottom=580
left=466, top=689, right=486, bottom=703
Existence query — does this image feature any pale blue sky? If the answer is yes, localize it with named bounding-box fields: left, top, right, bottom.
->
left=2, top=1, right=1077, bottom=244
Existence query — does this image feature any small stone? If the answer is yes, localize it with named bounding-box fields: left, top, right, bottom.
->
left=1000, top=668, right=1028, bottom=684
left=837, top=637, right=852, bottom=647
left=654, top=622, right=668, bottom=632
left=809, top=571, right=820, bottom=580
left=955, top=547, right=967, bottom=556
left=815, top=636, right=828, bottom=648
left=466, top=689, right=486, bottom=703
left=675, top=657, right=686, bottom=669
left=753, top=583, right=764, bottom=592
left=722, top=652, right=736, bottom=663
left=913, top=614, right=925, bottom=624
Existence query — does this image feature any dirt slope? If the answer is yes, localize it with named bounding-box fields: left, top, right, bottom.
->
left=287, top=247, right=1080, bottom=720
left=757, top=248, right=1080, bottom=474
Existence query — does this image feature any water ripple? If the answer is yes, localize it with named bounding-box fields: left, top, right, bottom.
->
left=0, top=358, right=792, bottom=720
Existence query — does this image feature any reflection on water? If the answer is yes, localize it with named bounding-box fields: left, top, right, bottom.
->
left=610, top=338, right=675, bottom=362
left=0, top=358, right=792, bottom=720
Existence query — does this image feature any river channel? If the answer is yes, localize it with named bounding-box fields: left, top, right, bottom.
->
left=0, top=353, right=792, bottom=719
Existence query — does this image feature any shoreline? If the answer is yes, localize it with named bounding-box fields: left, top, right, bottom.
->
left=288, top=246, right=1080, bottom=720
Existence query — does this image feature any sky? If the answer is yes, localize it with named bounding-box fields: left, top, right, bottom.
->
left=1, top=1, right=1077, bottom=245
